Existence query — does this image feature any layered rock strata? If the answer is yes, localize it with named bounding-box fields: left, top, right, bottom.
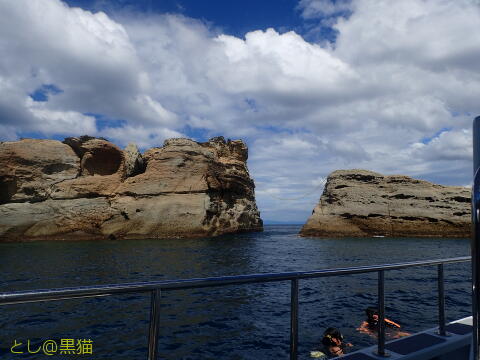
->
left=0, top=136, right=262, bottom=241
left=300, top=169, right=470, bottom=238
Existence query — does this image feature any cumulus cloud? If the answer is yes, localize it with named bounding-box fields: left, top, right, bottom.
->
left=0, top=0, right=479, bottom=221
left=100, top=125, right=184, bottom=149
left=27, top=98, right=98, bottom=135
left=411, top=129, right=472, bottom=162
left=297, top=0, right=353, bottom=19
left=0, top=0, right=179, bottom=142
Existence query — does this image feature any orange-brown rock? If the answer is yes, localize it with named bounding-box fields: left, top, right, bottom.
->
left=0, top=139, right=79, bottom=203
left=0, top=136, right=262, bottom=241
left=51, top=136, right=126, bottom=199
left=63, top=136, right=126, bottom=177
left=108, top=137, right=262, bottom=239
left=300, top=169, right=470, bottom=238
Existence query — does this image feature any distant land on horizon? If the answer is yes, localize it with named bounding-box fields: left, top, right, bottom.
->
left=263, top=220, right=304, bottom=225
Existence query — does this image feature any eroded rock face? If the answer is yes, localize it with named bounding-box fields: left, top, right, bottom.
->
left=300, top=169, right=470, bottom=238
left=63, top=136, right=125, bottom=176
left=0, top=139, right=79, bottom=204
left=0, top=136, right=262, bottom=241
left=109, top=137, right=262, bottom=238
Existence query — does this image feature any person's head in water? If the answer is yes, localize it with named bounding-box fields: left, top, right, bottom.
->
left=365, top=307, right=401, bottom=329
left=321, top=327, right=344, bottom=356
left=366, top=307, right=379, bottom=326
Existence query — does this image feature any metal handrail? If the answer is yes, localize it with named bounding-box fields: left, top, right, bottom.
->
left=0, top=256, right=471, bottom=359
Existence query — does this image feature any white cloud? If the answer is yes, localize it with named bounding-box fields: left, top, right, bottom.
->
left=27, top=98, right=98, bottom=135
left=298, top=0, right=353, bottom=18
left=100, top=125, right=184, bottom=149
left=0, top=0, right=179, bottom=140
left=214, top=29, right=357, bottom=94
left=0, top=0, right=479, bottom=221
left=410, top=129, right=472, bottom=162
left=334, top=0, right=480, bottom=72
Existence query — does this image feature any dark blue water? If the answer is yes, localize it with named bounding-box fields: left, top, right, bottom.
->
left=0, top=225, right=471, bottom=359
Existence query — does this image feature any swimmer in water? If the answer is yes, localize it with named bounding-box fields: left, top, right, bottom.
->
left=311, top=327, right=352, bottom=358
left=357, top=307, right=410, bottom=339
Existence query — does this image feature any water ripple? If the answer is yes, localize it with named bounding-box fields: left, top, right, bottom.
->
left=0, top=226, right=470, bottom=360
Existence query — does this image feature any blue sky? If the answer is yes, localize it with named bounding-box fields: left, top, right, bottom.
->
left=0, top=0, right=479, bottom=223
left=63, top=0, right=342, bottom=42
left=66, top=0, right=306, bottom=37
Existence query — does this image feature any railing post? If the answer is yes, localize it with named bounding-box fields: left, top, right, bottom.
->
left=375, top=270, right=389, bottom=357
left=147, top=289, right=161, bottom=360
left=290, top=279, right=299, bottom=360
left=437, top=264, right=447, bottom=336
left=473, top=115, right=480, bottom=360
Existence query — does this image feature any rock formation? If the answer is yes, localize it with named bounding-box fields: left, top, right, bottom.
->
left=0, top=136, right=262, bottom=241
left=300, top=169, right=470, bottom=238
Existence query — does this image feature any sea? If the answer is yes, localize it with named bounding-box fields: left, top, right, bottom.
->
left=0, top=225, right=471, bottom=360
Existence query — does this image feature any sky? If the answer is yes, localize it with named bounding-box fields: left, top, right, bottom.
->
left=0, top=0, right=479, bottom=223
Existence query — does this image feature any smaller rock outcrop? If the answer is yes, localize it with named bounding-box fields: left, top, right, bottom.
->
left=124, top=143, right=145, bottom=178
left=300, top=169, right=470, bottom=238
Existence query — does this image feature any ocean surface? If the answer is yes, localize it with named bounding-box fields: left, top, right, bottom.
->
left=0, top=225, right=471, bottom=359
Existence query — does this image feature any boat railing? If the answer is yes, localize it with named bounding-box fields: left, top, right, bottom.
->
left=0, top=256, right=471, bottom=360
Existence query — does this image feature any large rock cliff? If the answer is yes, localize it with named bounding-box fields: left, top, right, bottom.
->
left=0, top=136, right=262, bottom=241
left=300, top=169, right=470, bottom=238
